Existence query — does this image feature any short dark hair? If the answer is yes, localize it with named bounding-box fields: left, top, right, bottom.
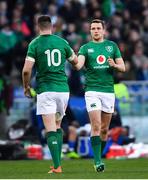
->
left=37, top=15, right=51, bottom=30
left=90, top=19, right=105, bottom=29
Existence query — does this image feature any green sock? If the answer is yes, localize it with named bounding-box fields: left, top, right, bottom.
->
left=101, top=141, right=106, bottom=156
left=57, top=128, right=63, bottom=165
left=90, top=136, right=102, bottom=165
left=46, top=131, right=60, bottom=169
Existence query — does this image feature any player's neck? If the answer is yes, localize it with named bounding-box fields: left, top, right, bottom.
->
left=92, top=38, right=104, bottom=43
left=40, top=30, right=52, bottom=35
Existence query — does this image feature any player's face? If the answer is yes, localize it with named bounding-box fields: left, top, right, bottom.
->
left=90, top=23, right=105, bottom=41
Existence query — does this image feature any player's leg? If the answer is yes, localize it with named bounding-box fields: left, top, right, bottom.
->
left=47, top=118, right=62, bottom=173
left=37, top=92, right=61, bottom=173
left=55, top=92, right=69, bottom=166
left=42, top=114, right=60, bottom=170
left=88, top=110, right=104, bottom=172
left=55, top=119, right=63, bottom=166
left=85, top=91, right=104, bottom=172
left=89, top=110, right=102, bottom=158
left=100, top=92, right=115, bottom=156
left=100, top=112, right=112, bottom=155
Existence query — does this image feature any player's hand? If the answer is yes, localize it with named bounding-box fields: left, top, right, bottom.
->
left=24, top=86, right=31, bottom=98
left=108, top=57, right=116, bottom=67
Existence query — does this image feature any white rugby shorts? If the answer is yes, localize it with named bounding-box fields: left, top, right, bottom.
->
left=85, top=91, right=115, bottom=113
left=37, top=92, right=69, bottom=120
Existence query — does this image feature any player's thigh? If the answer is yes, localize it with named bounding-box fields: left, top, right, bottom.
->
left=88, top=110, right=101, bottom=128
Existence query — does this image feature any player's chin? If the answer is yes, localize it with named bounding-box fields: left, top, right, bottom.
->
left=94, top=37, right=100, bottom=41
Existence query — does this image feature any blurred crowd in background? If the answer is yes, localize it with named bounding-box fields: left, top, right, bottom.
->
left=0, top=0, right=148, bottom=118
left=0, top=0, right=148, bottom=129
left=0, top=0, right=148, bottom=90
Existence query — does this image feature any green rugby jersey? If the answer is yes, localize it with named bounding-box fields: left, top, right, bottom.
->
left=78, top=40, right=122, bottom=93
left=27, top=34, right=73, bottom=94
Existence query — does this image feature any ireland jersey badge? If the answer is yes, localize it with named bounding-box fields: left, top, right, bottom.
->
left=105, top=46, right=113, bottom=52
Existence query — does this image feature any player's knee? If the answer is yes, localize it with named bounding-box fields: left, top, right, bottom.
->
left=92, top=124, right=100, bottom=133
left=101, top=128, right=108, bottom=136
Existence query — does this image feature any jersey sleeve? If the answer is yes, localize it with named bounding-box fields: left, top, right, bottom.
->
left=26, top=40, right=36, bottom=62
left=114, top=43, right=122, bottom=59
left=64, top=41, right=75, bottom=60
left=78, top=45, right=87, bottom=56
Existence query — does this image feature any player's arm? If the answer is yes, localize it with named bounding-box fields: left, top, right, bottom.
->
left=66, top=42, right=85, bottom=70
left=67, top=51, right=78, bottom=66
left=73, top=55, right=85, bottom=70
left=22, top=57, right=35, bottom=97
left=74, top=44, right=86, bottom=70
left=108, top=57, right=125, bottom=72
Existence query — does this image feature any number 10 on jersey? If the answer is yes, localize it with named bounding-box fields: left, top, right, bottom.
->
left=45, top=49, right=61, bottom=67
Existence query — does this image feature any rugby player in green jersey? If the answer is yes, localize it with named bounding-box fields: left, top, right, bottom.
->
left=22, top=15, right=78, bottom=174
left=74, top=19, right=125, bottom=172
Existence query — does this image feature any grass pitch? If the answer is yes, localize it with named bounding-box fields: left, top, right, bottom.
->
left=0, top=158, right=148, bottom=179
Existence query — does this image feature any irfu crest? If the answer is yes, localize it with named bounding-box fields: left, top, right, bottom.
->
left=105, top=46, right=113, bottom=52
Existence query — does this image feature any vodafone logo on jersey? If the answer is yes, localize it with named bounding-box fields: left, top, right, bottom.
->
left=96, top=55, right=106, bottom=64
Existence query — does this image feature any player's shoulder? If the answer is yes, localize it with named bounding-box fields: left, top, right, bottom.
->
left=80, top=42, right=90, bottom=49
left=105, top=39, right=118, bottom=46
